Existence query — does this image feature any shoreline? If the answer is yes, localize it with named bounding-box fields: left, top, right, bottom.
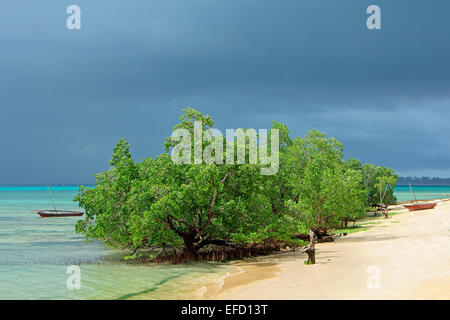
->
left=203, top=198, right=450, bottom=300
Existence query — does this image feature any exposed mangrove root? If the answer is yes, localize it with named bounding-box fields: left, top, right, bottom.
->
left=130, top=241, right=297, bottom=264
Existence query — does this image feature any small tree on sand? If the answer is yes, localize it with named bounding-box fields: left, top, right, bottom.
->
left=376, top=174, right=397, bottom=218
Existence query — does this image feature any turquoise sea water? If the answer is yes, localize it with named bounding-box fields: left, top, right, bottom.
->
left=2, top=185, right=448, bottom=299
left=0, top=187, right=230, bottom=300
left=394, top=186, right=450, bottom=202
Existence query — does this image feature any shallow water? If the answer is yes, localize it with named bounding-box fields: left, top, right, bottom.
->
left=394, top=186, right=450, bottom=202
left=3, top=185, right=447, bottom=299
left=0, top=187, right=231, bottom=300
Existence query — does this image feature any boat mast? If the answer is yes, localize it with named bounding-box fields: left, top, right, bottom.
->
left=409, top=182, right=419, bottom=204
left=47, top=185, right=58, bottom=213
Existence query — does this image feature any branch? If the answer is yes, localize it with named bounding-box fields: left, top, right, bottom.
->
left=199, top=172, right=229, bottom=232
left=166, top=216, right=186, bottom=237
left=221, top=172, right=229, bottom=183
left=195, top=238, right=234, bottom=248
left=168, top=214, right=191, bottom=227
left=198, top=208, right=203, bottom=226
left=199, top=187, right=217, bottom=232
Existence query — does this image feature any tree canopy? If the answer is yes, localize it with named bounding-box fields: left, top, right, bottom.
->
left=75, top=108, right=398, bottom=262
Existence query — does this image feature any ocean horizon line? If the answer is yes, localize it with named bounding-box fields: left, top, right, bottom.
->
left=0, top=184, right=94, bottom=187
left=0, top=185, right=94, bottom=191
left=396, top=184, right=450, bottom=187
left=1, top=184, right=450, bottom=187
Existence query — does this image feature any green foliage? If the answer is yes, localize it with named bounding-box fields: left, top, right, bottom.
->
left=75, top=139, right=139, bottom=248
left=346, top=157, right=363, bottom=171
left=337, top=169, right=368, bottom=221
left=75, top=108, right=397, bottom=259
left=362, top=164, right=398, bottom=206
left=282, top=130, right=367, bottom=233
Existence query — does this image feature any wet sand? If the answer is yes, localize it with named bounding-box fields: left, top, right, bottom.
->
left=210, top=200, right=450, bottom=300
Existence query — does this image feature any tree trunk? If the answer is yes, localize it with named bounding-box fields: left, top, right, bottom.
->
left=342, top=218, right=348, bottom=228
left=271, top=203, right=278, bottom=215
left=305, top=229, right=317, bottom=265
left=305, top=245, right=315, bottom=264
left=182, top=232, right=199, bottom=260
left=381, top=205, right=389, bottom=219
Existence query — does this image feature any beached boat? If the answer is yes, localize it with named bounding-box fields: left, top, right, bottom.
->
left=403, top=203, right=437, bottom=211
left=403, top=183, right=437, bottom=211
left=35, top=210, right=84, bottom=217
left=34, top=185, right=84, bottom=218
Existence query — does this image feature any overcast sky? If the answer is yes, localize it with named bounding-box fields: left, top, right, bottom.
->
left=1, top=0, right=450, bottom=184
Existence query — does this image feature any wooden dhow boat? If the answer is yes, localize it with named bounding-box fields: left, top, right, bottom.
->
left=35, top=210, right=84, bottom=217
left=34, top=186, right=84, bottom=218
left=403, top=183, right=437, bottom=212
left=403, top=202, right=437, bottom=211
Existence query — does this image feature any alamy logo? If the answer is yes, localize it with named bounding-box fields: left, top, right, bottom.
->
left=366, top=5, right=381, bottom=30
left=366, top=265, right=381, bottom=289
left=66, top=5, right=81, bottom=30
left=170, top=121, right=279, bottom=175
left=63, top=5, right=381, bottom=31
left=66, top=265, right=81, bottom=290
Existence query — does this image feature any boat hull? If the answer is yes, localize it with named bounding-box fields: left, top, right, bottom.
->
left=403, top=203, right=437, bottom=211
left=35, top=210, right=84, bottom=217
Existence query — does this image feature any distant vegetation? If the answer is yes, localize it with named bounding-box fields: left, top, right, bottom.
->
left=397, top=176, right=450, bottom=186
left=74, top=108, right=398, bottom=264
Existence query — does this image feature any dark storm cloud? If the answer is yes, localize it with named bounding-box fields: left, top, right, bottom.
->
left=1, top=0, right=450, bottom=184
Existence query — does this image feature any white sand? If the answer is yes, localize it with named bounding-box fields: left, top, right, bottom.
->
left=214, top=200, right=450, bottom=299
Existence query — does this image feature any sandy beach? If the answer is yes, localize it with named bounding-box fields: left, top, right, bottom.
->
left=211, top=199, right=450, bottom=300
